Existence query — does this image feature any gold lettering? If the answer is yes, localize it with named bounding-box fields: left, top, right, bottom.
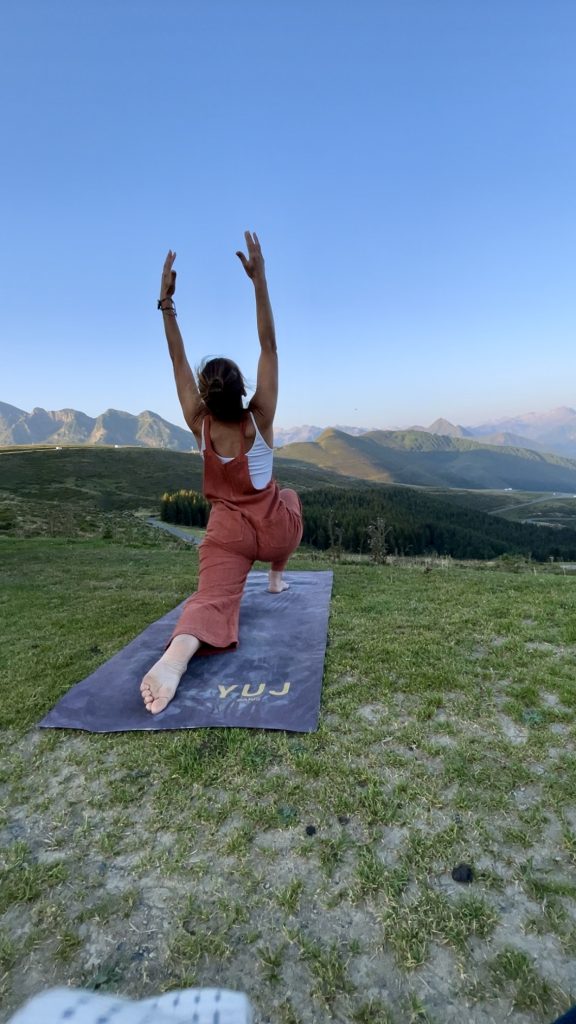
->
left=218, top=685, right=238, bottom=699
left=269, top=681, right=291, bottom=697
left=241, top=683, right=266, bottom=698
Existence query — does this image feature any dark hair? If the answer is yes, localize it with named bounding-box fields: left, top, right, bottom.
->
left=197, top=357, right=247, bottom=422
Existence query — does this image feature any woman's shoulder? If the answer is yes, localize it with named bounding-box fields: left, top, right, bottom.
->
left=247, top=404, right=274, bottom=448
left=191, top=409, right=208, bottom=448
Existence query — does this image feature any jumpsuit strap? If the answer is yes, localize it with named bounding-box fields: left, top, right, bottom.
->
left=239, top=412, right=248, bottom=455
left=201, top=415, right=212, bottom=453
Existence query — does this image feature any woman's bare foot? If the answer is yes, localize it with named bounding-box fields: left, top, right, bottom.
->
left=140, top=634, right=200, bottom=714
left=268, top=570, right=289, bottom=593
left=141, top=658, right=186, bottom=714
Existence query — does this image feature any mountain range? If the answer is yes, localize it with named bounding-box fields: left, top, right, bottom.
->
left=2, top=401, right=576, bottom=461
left=274, top=409, right=576, bottom=459
left=0, top=402, right=196, bottom=452
left=275, top=427, right=576, bottom=492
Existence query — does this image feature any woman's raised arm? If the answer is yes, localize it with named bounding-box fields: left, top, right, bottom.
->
left=158, top=250, right=204, bottom=440
left=237, top=231, right=278, bottom=430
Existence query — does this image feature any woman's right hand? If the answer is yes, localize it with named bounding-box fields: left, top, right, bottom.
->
left=160, top=250, right=177, bottom=300
left=236, top=231, right=265, bottom=282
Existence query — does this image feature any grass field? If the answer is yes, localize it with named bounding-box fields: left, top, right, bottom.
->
left=1, top=522, right=575, bottom=1023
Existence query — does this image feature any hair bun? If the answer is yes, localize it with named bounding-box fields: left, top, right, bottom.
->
left=196, top=357, right=247, bottom=421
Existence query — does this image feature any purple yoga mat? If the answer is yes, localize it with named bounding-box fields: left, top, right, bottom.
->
left=39, top=571, right=333, bottom=733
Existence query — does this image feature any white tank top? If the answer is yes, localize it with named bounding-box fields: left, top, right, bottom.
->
left=200, top=411, right=274, bottom=490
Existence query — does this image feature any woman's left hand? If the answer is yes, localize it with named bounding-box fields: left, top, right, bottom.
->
left=160, top=250, right=177, bottom=300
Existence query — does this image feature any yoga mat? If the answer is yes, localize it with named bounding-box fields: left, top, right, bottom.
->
left=39, top=571, right=333, bottom=734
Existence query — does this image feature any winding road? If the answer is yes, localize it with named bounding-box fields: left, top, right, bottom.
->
left=488, top=493, right=576, bottom=516
left=145, top=517, right=201, bottom=545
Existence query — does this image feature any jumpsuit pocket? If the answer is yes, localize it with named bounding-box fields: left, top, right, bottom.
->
left=206, top=506, right=244, bottom=545
left=261, top=511, right=293, bottom=550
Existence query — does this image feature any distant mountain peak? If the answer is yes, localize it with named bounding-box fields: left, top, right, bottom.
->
left=318, top=426, right=347, bottom=439
left=0, top=401, right=27, bottom=422
left=427, top=418, right=471, bottom=438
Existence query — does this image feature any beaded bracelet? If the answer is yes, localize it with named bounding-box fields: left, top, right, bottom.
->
left=157, top=297, right=177, bottom=317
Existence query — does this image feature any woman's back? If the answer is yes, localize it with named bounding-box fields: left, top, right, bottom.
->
left=204, top=409, right=273, bottom=458
left=201, top=412, right=274, bottom=491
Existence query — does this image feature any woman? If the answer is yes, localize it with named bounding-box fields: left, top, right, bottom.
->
left=140, top=232, right=303, bottom=714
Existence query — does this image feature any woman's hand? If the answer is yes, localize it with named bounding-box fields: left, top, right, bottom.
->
left=236, top=231, right=265, bottom=282
left=160, top=250, right=177, bottom=300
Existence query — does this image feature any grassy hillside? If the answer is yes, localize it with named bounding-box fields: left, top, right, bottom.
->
left=425, top=488, right=551, bottom=514
left=4, top=446, right=576, bottom=561
left=276, top=428, right=576, bottom=491
left=4, top=441, right=576, bottom=517
left=499, top=496, right=576, bottom=529
left=0, top=446, right=204, bottom=510
left=431, top=489, right=576, bottom=530
left=0, top=445, right=364, bottom=511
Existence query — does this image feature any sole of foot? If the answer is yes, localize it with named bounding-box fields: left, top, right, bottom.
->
left=140, top=657, right=187, bottom=714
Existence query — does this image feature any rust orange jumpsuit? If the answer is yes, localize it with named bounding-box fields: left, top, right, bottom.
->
left=168, top=413, right=303, bottom=653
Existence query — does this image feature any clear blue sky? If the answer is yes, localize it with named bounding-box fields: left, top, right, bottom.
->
left=2, top=0, right=575, bottom=430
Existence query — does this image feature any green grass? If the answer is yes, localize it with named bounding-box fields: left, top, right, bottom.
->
left=1, top=525, right=575, bottom=1022
left=383, top=887, right=498, bottom=966
left=0, top=535, right=196, bottom=730
left=297, top=936, right=354, bottom=1003
left=0, top=842, right=68, bottom=914
left=276, top=878, right=304, bottom=914
left=485, top=948, right=569, bottom=1014
left=352, top=998, right=395, bottom=1023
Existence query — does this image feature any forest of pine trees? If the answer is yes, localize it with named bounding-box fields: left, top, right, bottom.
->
left=160, top=486, right=576, bottom=561
left=160, top=489, right=210, bottom=527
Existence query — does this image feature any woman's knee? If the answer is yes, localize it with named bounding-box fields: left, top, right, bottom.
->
left=279, top=488, right=302, bottom=516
